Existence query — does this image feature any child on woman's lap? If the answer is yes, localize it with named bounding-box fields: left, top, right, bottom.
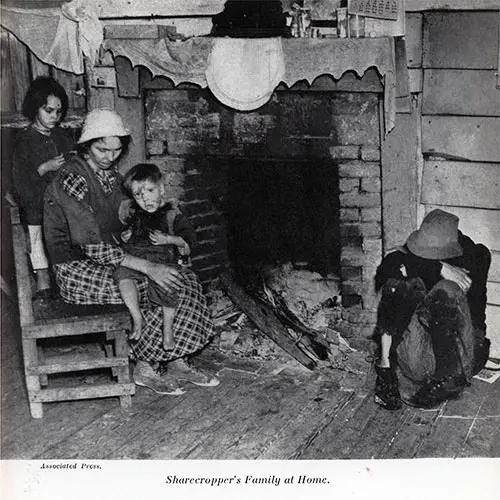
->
left=114, top=163, right=196, bottom=350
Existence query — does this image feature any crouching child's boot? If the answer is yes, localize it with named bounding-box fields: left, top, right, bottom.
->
left=375, top=365, right=402, bottom=410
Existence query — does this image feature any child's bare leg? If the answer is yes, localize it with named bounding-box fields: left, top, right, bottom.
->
left=162, top=306, right=175, bottom=350
left=118, top=279, right=143, bottom=341
left=379, top=332, right=392, bottom=368
left=35, top=268, right=51, bottom=292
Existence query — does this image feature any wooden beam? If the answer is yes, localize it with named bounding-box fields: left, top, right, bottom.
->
left=96, top=0, right=225, bottom=18
left=381, top=100, right=419, bottom=249
left=95, top=0, right=499, bottom=18
left=219, top=273, right=316, bottom=370
left=406, top=0, right=499, bottom=10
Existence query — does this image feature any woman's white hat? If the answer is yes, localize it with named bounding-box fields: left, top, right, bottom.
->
left=77, top=108, right=130, bottom=144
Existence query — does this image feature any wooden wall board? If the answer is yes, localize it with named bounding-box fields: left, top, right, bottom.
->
left=486, top=304, right=500, bottom=356
left=1, top=30, right=15, bottom=114
left=29, top=53, right=50, bottom=79
left=422, top=116, right=500, bottom=162
left=87, top=87, right=115, bottom=111
left=7, top=32, right=30, bottom=112
left=487, top=282, right=500, bottom=306
left=114, top=57, right=140, bottom=98
left=405, top=13, right=422, bottom=68
left=381, top=101, right=420, bottom=250
left=423, top=205, right=500, bottom=252
left=51, top=69, right=86, bottom=112
left=406, top=0, right=500, bottom=9
left=421, top=161, right=500, bottom=210
left=103, top=24, right=160, bottom=39
left=490, top=251, right=500, bottom=283
left=96, top=0, right=223, bottom=17
left=114, top=91, right=145, bottom=175
left=423, top=11, right=499, bottom=70
left=408, top=69, right=422, bottom=93
left=95, top=0, right=500, bottom=17
left=423, top=70, right=500, bottom=117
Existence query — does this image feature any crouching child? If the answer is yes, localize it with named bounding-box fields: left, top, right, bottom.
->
left=373, top=209, right=491, bottom=410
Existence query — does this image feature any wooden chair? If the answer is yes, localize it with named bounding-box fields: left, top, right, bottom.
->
left=9, top=203, right=135, bottom=418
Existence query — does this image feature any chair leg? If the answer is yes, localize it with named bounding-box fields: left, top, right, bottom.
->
left=29, top=402, right=44, bottom=419
left=103, top=336, right=117, bottom=378
left=114, top=330, right=132, bottom=384
left=120, top=395, right=132, bottom=408
left=23, top=338, right=44, bottom=418
left=37, top=344, right=48, bottom=387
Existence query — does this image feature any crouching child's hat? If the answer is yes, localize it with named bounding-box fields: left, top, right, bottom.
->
left=405, top=209, right=463, bottom=260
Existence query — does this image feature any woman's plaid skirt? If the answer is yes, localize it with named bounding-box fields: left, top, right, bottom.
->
left=54, top=259, right=216, bottom=362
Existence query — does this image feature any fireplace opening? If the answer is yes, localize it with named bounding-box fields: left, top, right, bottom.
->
left=223, top=157, right=340, bottom=277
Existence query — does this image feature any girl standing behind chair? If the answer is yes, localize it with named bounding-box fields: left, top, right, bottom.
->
left=12, top=76, right=74, bottom=298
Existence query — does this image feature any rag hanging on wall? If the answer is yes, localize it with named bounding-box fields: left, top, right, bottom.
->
left=0, top=0, right=102, bottom=74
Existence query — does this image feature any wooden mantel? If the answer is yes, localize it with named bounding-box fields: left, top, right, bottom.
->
left=94, top=0, right=499, bottom=18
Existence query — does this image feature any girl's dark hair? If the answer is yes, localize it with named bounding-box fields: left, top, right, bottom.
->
left=22, top=76, right=69, bottom=122
left=122, top=163, right=162, bottom=198
left=75, top=135, right=132, bottom=160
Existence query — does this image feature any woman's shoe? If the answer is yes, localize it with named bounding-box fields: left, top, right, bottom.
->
left=133, top=361, right=185, bottom=395
left=167, top=358, right=220, bottom=387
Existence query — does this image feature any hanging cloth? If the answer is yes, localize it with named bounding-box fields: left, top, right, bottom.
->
left=0, top=0, right=102, bottom=74
left=206, top=37, right=285, bottom=111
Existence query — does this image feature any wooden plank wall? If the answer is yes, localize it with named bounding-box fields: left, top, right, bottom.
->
left=0, top=27, right=86, bottom=122
left=407, top=10, right=500, bottom=354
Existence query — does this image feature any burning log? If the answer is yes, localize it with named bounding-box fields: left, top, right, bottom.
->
left=220, top=272, right=316, bottom=370
left=266, top=291, right=330, bottom=360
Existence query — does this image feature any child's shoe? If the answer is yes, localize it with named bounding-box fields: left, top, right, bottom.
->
left=374, top=365, right=402, bottom=410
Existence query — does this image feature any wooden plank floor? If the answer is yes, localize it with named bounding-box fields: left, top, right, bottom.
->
left=2, top=295, right=499, bottom=460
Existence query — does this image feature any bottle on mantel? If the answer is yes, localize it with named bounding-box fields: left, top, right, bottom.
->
left=337, top=0, right=348, bottom=38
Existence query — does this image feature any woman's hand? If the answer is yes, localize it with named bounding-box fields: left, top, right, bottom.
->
left=146, top=262, right=182, bottom=292
left=149, top=230, right=171, bottom=246
left=38, top=154, right=65, bottom=176
left=440, top=262, right=472, bottom=293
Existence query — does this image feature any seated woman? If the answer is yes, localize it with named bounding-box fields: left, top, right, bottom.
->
left=43, top=108, right=218, bottom=395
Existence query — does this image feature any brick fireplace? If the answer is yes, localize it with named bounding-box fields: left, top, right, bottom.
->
left=144, top=73, right=383, bottom=348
